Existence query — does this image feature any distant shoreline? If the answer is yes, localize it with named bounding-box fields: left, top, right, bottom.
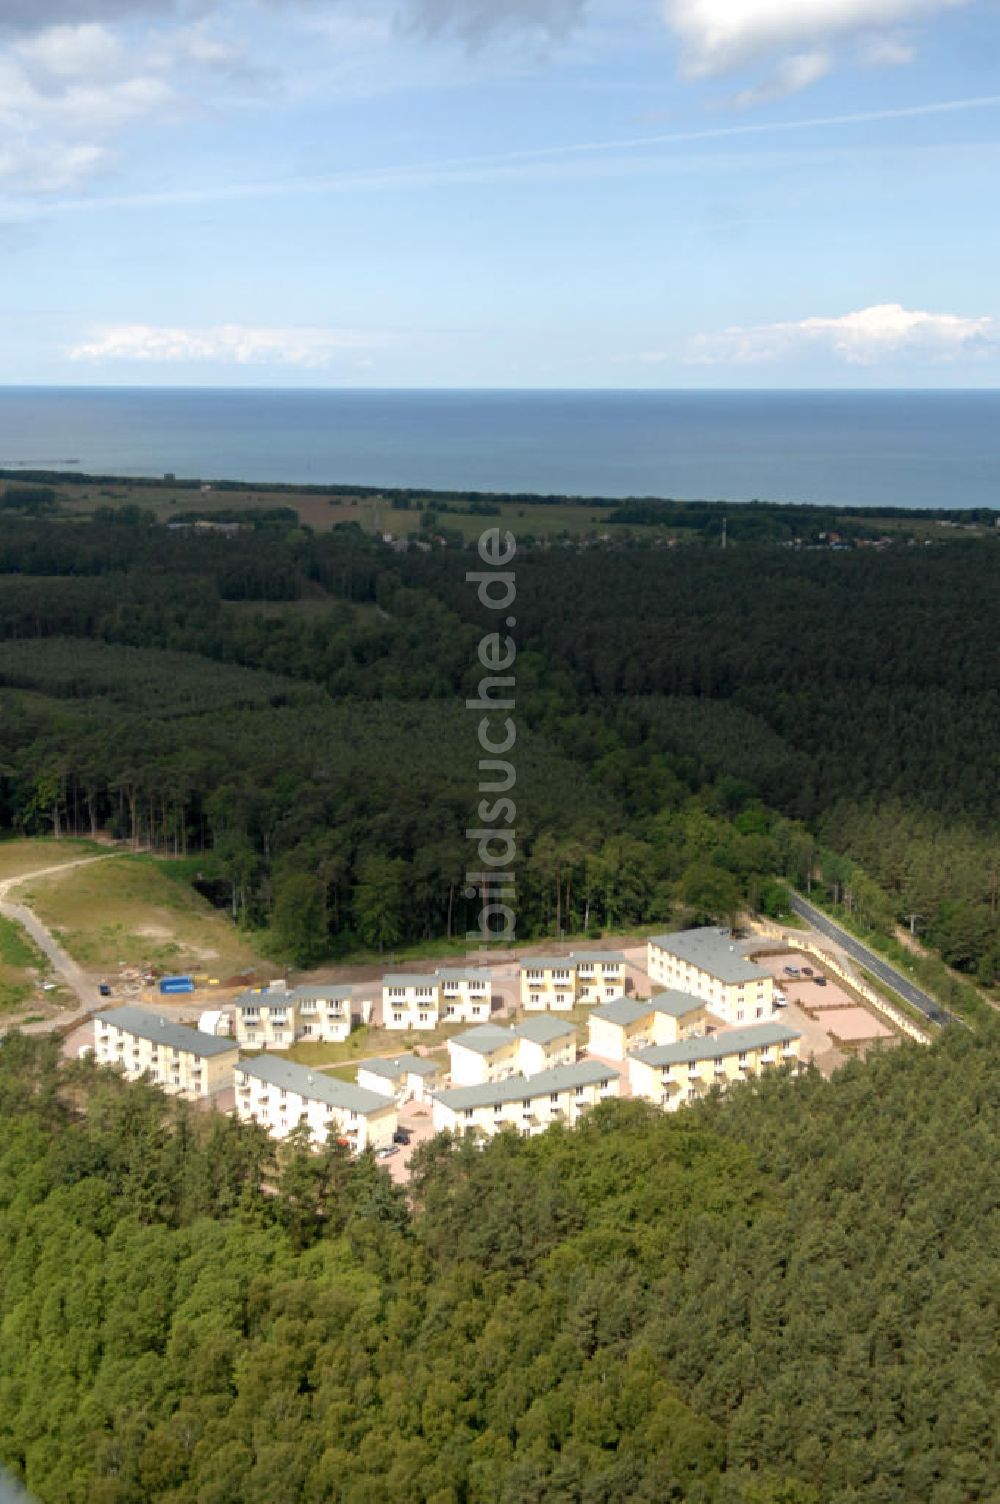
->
left=2, top=464, right=998, bottom=525
left=2, top=387, right=999, bottom=510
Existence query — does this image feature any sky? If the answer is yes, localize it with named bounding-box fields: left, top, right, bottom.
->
left=2, top=0, right=1000, bottom=388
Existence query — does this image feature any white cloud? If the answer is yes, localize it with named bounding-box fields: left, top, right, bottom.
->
left=69, top=323, right=391, bottom=366
left=733, top=48, right=833, bottom=104
left=663, top=0, right=969, bottom=75
left=858, top=31, right=916, bottom=64
left=687, top=302, right=998, bottom=365
left=0, top=17, right=252, bottom=191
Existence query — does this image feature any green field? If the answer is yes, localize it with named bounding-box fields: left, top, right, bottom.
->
left=0, top=915, right=52, bottom=1013
left=20, top=854, right=266, bottom=977
left=0, top=837, right=103, bottom=884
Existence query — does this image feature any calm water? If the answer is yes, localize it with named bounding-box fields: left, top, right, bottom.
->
left=0, top=387, right=998, bottom=509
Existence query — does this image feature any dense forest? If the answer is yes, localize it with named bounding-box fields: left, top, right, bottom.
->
left=1, top=1023, right=998, bottom=1502
left=0, top=509, right=996, bottom=980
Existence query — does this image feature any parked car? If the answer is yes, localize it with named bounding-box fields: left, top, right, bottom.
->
left=392, top=1128, right=411, bottom=1146
left=376, top=1145, right=398, bottom=1159
left=814, top=976, right=827, bottom=986
left=783, top=966, right=800, bottom=976
left=773, top=992, right=788, bottom=1008
left=98, top=982, right=112, bottom=997
left=801, top=967, right=813, bottom=976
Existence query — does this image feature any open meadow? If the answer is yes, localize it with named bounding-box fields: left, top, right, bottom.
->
left=18, top=853, right=266, bottom=979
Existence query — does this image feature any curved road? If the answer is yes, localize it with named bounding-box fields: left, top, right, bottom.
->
left=0, top=856, right=114, bottom=1022
left=789, top=891, right=956, bottom=1029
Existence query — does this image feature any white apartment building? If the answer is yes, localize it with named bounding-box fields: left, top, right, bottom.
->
left=356, top=1054, right=444, bottom=1104
left=234, top=1054, right=396, bottom=1152
left=382, top=974, right=441, bottom=1031
left=437, top=968, right=492, bottom=1023
left=647, top=928, right=774, bottom=1025
left=432, top=1060, right=621, bottom=1140
left=628, top=1022, right=800, bottom=1112
left=94, top=1006, right=239, bottom=1099
left=447, top=1015, right=577, bottom=1089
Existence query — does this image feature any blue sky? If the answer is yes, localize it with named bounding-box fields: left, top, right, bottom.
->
left=2, top=0, right=1000, bottom=387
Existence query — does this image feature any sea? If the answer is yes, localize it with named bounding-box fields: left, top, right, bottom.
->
left=0, top=387, right=998, bottom=510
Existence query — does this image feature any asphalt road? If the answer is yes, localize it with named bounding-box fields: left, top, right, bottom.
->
left=0, top=856, right=112, bottom=1030
left=789, top=892, right=955, bottom=1029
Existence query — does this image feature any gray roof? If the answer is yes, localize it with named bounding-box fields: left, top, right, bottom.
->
left=650, top=989, right=707, bottom=1018
left=631, top=1022, right=800, bottom=1069
left=451, top=1016, right=575, bottom=1055
left=648, top=927, right=769, bottom=984
left=236, top=1054, right=394, bottom=1115
left=514, top=1014, right=576, bottom=1045
left=95, top=1006, right=239, bottom=1058
left=590, top=997, right=652, bottom=1028
left=433, top=1059, right=619, bottom=1112
left=383, top=974, right=441, bottom=988
left=449, top=1024, right=514, bottom=1055
left=570, top=951, right=626, bottom=964
left=520, top=956, right=577, bottom=971
left=436, top=967, right=491, bottom=984
left=359, top=1054, right=441, bottom=1080
left=234, top=988, right=290, bottom=1012
left=291, top=984, right=353, bottom=1002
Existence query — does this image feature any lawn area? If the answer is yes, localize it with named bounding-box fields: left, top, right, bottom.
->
left=286, top=1018, right=474, bottom=1069
left=20, top=854, right=265, bottom=977
left=0, top=837, right=103, bottom=884
left=322, top=1064, right=361, bottom=1084
left=0, top=915, right=53, bottom=1013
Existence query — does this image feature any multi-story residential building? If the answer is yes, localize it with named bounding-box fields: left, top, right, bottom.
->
left=437, top=967, right=492, bottom=1023
left=628, top=1022, right=800, bottom=1111
left=432, top=1060, right=620, bottom=1140
left=647, top=928, right=774, bottom=1025
left=356, top=1054, right=444, bottom=1104
left=515, top=1014, right=578, bottom=1076
left=573, top=951, right=627, bottom=1002
left=93, top=1006, right=239, bottom=1099
left=448, top=1024, right=517, bottom=1087
left=234, top=984, right=297, bottom=1050
left=292, top=985, right=353, bottom=1044
left=447, top=1015, right=577, bottom=1088
left=588, top=990, right=710, bottom=1060
left=382, top=974, right=441, bottom=1031
left=234, top=1054, right=396, bottom=1151
left=234, top=983, right=354, bottom=1051
left=519, top=956, right=577, bottom=1011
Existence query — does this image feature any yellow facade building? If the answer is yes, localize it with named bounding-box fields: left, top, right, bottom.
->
left=437, top=968, right=493, bottom=1023
left=519, top=956, right=577, bottom=1011
left=432, top=1060, right=620, bottom=1140
left=233, top=983, right=353, bottom=1051
left=628, top=1022, right=800, bottom=1112
left=647, top=928, right=774, bottom=1025
left=94, top=1005, right=239, bottom=1099
left=587, top=990, right=709, bottom=1061
left=573, top=952, right=627, bottom=1002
